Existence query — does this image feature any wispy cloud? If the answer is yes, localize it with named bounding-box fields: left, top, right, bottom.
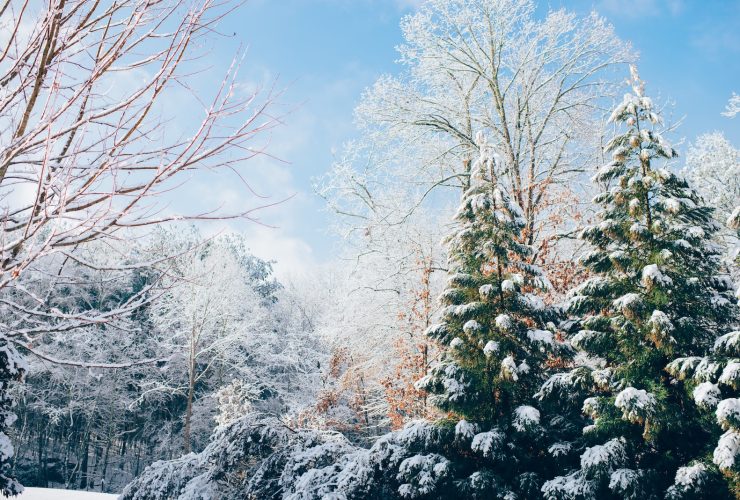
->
left=394, top=0, right=424, bottom=10
left=689, top=4, right=740, bottom=58
left=596, top=0, right=684, bottom=18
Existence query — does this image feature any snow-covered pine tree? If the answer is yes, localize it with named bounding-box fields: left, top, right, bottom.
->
left=406, top=132, right=575, bottom=496
left=663, top=330, right=740, bottom=498
left=540, top=67, right=739, bottom=499
left=420, top=132, right=557, bottom=422
left=662, top=207, right=740, bottom=497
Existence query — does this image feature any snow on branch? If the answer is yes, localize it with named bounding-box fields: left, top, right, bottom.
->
left=13, top=339, right=165, bottom=369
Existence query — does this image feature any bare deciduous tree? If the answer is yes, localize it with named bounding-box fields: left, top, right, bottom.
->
left=0, top=0, right=279, bottom=317
left=146, top=242, right=269, bottom=453
left=319, top=0, right=632, bottom=260
left=0, top=0, right=279, bottom=492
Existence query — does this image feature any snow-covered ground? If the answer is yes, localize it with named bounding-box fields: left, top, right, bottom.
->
left=18, top=488, right=118, bottom=499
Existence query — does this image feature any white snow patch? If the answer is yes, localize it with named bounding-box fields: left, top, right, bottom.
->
left=648, top=310, right=673, bottom=336
left=478, top=284, right=494, bottom=298
left=641, top=264, right=672, bottom=288
left=613, top=293, right=642, bottom=313
left=714, top=430, right=740, bottom=471
left=592, top=368, right=614, bottom=389
left=580, top=438, right=627, bottom=472
left=495, top=314, right=513, bottom=331
left=548, top=442, right=572, bottom=457
left=693, top=382, right=721, bottom=409
left=513, top=405, right=540, bottom=431
left=527, top=329, right=554, bottom=345
left=659, top=249, right=673, bottom=261
left=720, top=362, right=740, bottom=388
left=582, top=397, right=600, bottom=418
left=455, top=419, right=477, bottom=440
left=714, top=331, right=740, bottom=355
left=501, top=279, right=515, bottom=293
left=686, top=226, right=705, bottom=239
left=0, top=432, right=13, bottom=462
left=500, top=355, right=519, bottom=381
left=19, top=489, right=118, bottom=500
left=522, top=293, right=545, bottom=310
left=483, top=341, right=499, bottom=357
left=674, top=463, right=708, bottom=487
left=615, top=387, right=657, bottom=423
left=609, top=469, right=638, bottom=493
left=471, top=429, right=504, bottom=458
left=664, top=198, right=681, bottom=214
left=463, top=320, right=482, bottom=333
left=717, top=398, right=740, bottom=430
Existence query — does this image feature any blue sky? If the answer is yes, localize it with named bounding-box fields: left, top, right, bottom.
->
left=196, top=0, right=739, bottom=276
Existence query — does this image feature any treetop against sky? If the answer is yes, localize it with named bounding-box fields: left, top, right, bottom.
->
left=172, top=0, right=738, bottom=277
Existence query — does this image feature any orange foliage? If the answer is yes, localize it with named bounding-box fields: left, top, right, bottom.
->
left=381, top=255, right=440, bottom=429
left=295, top=347, right=375, bottom=437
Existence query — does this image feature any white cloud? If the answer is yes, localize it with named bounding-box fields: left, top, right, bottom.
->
left=241, top=224, right=316, bottom=279
left=596, top=0, right=684, bottom=18
left=394, top=0, right=424, bottom=10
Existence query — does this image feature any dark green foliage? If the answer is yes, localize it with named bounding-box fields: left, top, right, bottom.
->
left=420, top=135, right=564, bottom=422
left=542, top=69, right=739, bottom=499
left=405, top=135, right=578, bottom=497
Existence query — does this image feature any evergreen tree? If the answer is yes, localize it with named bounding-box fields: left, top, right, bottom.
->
left=664, top=331, right=740, bottom=498
left=662, top=206, right=740, bottom=497
left=420, top=132, right=559, bottom=423
left=403, top=133, right=574, bottom=497
left=540, top=67, right=739, bottom=499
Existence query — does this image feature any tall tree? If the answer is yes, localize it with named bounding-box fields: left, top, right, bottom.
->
left=410, top=133, right=574, bottom=495
left=420, top=132, right=560, bottom=422
left=0, top=0, right=278, bottom=491
left=681, top=132, right=740, bottom=277
left=382, top=252, right=439, bottom=429
left=151, top=246, right=263, bottom=453
left=319, top=0, right=631, bottom=262
left=309, top=218, right=447, bottom=436
left=540, top=67, right=739, bottom=499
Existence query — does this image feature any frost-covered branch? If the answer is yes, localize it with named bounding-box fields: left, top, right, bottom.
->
left=14, top=339, right=164, bottom=369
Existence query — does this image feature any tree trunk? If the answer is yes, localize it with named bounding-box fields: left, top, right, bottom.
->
left=89, top=437, right=100, bottom=491
left=133, top=442, right=141, bottom=478
left=79, top=433, right=90, bottom=490
left=100, top=429, right=112, bottom=492
left=37, top=428, right=47, bottom=487
left=183, top=368, right=195, bottom=454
